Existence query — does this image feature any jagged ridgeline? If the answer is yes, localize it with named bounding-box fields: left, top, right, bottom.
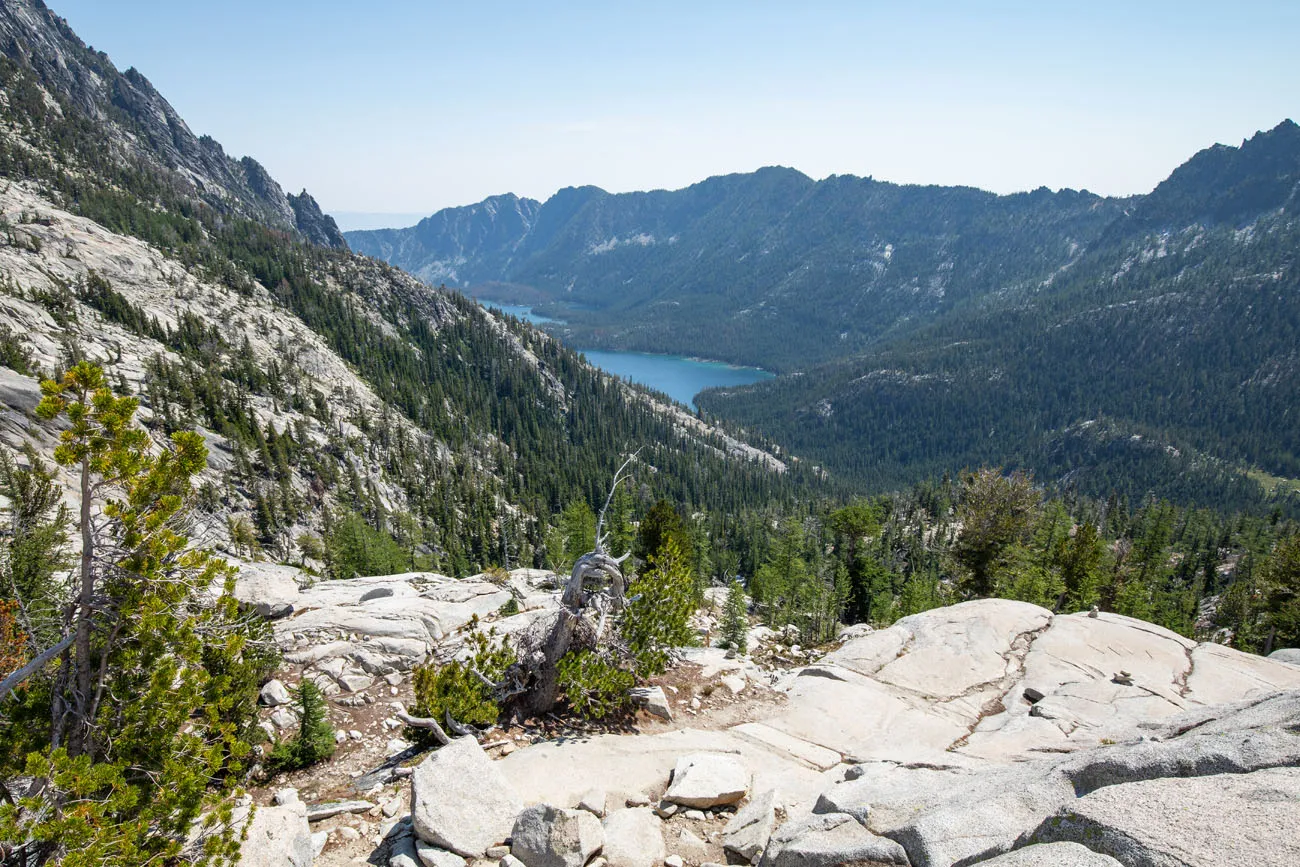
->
left=0, top=0, right=810, bottom=573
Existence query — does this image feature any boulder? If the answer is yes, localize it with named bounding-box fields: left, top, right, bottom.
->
left=239, top=800, right=313, bottom=867
left=629, top=685, right=673, bottom=721
left=415, top=842, right=466, bottom=867
left=1270, top=648, right=1300, bottom=666
left=664, top=753, right=749, bottom=808
left=233, top=561, right=301, bottom=619
left=723, top=788, right=777, bottom=862
left=510, top=804, right=604, bottom=867
left=863, top=763, right=1076, bottom=867
left=1030, top=767, right=1300, bottom=866
left=760, top=812, right=909, bottom=867
left=389, top=834, right=421, bottom=867
left=970, top=842, right=1121, bottom=866
left=411, top=736, right=523, bottom=857
left=601, top=808, right=665, bottom=867
left=259, top=679, right=292, bottom=707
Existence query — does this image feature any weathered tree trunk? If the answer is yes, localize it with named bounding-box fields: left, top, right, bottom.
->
left=67, top=456, right=94, bottom=758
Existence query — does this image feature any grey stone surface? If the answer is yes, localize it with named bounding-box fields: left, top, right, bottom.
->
left=304, top=800, right=374, bottom=822
left=416, top=847, right=467, bottom=867
left=866, top=764, right=1076, bottom=867
left=601, top=808, right=665, bottom=867
left=259, top=678, right=292, bottom=707
left=1270, top=648, right=1300, bottom=666
left=970, top=842, right=1121, bottom=866
left=510, top=804, right=604, bottom=867
left=760, top=812, right=909, bottom=867
left=1030, top=767, right=1300, bottom=867
left=629, top=685, right=673, bottom=721
left=411, top=736, right=523, bottom=857
left=723, top=788, right=777, bottom=862
left=664, top=752, right=750, bottom=808
left=239, top=800, right=314, bottom=867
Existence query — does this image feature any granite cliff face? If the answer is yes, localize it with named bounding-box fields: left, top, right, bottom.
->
left=0, top=0, right=347, bottom=249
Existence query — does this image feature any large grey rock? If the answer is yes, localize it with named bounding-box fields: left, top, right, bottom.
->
left=601, top=808, right=665, bottom=867
left=1269, top=648, right=1300, bottom=666
left=233, top=561, right=301, bottom=619
left=1029, top=767, right=1300, bottom=866
left=239, top=800, right=313, bottom=867
left=259, top=678, right=292, bottom=707
left=629, top=685, right=673, bottom=721
left=415, top=842, right=466, bottom=867
left=1057, top=725, right=1300, bottom=797
left=723, top=788, right=777, bottom=862
left=971, top=842, right=1121, bottom=866
left=411, top=736, right=523, bottom=857
left=760, top=812, right=909, bottom=867
left=275, top=573, right=512, bottom=674
left=864, top=764, right=1076, bottom=867
left=389, top=834, right=421, bottom=867
left=510, top=804, right=604, bottom=867
left=664, top=752, right=749, bottom=808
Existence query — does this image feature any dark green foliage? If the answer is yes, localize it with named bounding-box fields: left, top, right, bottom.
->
left=324, top=511, right=411, bottom=579
left=0, top=448, right=70, bottom=646
left=620, top=539, right=698, bottom=675
left=720, top=579, right=749, bottom=654
left=0, top=325, right=34, bottom=375
left=408, top=623, right=514, bottom=742
left=953, top=469, right=1042, bottom=597
left=556, top=650, right=634, bottom=720
left=268, top=681, right=336, bottom=771
left=1261, top=532, right=1300, bottom=650
left=0, top=364, right=272, bottom=866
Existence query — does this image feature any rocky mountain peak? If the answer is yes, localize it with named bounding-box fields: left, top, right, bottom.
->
left=0, top=0, right=347, bottom=249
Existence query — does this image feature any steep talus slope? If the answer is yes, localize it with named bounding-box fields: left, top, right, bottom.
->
left=0, top=0, right=347, bottom=248
left=349, top=168, right=1124, bottom=370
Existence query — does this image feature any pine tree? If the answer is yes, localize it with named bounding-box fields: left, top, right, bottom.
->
left=0, top=362, right=272, bottom=866
left=270, top=681, right=336, bottom=770
left=721, top=578, right=749, bottom=654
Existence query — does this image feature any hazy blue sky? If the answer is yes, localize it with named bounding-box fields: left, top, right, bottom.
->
left=46, top=1, right=1300, bottom=225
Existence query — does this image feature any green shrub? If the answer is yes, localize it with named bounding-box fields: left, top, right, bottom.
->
left=268, top=680, right=336, bottom=772
left=620, top=539, right=697, bottom=676
left=556, top=650, right=635, bottom=720
left=408, top=622, right=514, bottom=743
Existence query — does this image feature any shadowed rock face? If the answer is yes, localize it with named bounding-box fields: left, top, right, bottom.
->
left=0, top=0, right=347, bottom=249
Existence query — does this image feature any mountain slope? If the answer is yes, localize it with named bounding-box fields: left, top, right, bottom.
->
left=0, top=0, right=807, bottom=574
left=0, top=0, right=347, bottom=249
left=699, top=122, right=1300, bottom=511
left=348, top=170, right=1126, bottom=370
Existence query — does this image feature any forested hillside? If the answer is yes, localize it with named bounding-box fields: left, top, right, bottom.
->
left=0, top=0, right=809, bottom=577
left=700, top=122, right=1300, bottom=514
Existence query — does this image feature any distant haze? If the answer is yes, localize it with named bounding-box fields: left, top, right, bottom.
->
left=44, top=0, right=1300, bottom=216
left=330, top=212, right=431, bottom=232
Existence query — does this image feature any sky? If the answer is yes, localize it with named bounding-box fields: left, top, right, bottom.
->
left=45, top=1, right=1300, bottom=229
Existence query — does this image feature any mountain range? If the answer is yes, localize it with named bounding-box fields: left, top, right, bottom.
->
left=349, top=121, right=1300, bottom=512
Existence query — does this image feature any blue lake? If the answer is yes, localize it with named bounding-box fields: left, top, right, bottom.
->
left=489, top=303, right=564, bottom=326
left=480, top=299, right=774, bottom=408
left=579, top=349, right=774, bottom=410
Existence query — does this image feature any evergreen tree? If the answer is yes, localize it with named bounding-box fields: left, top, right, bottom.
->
left=721, top=578, right=749, bottom=654
left=269, top=681, right=336, bottom=771
left=0, top=362, right=271, bottom=866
